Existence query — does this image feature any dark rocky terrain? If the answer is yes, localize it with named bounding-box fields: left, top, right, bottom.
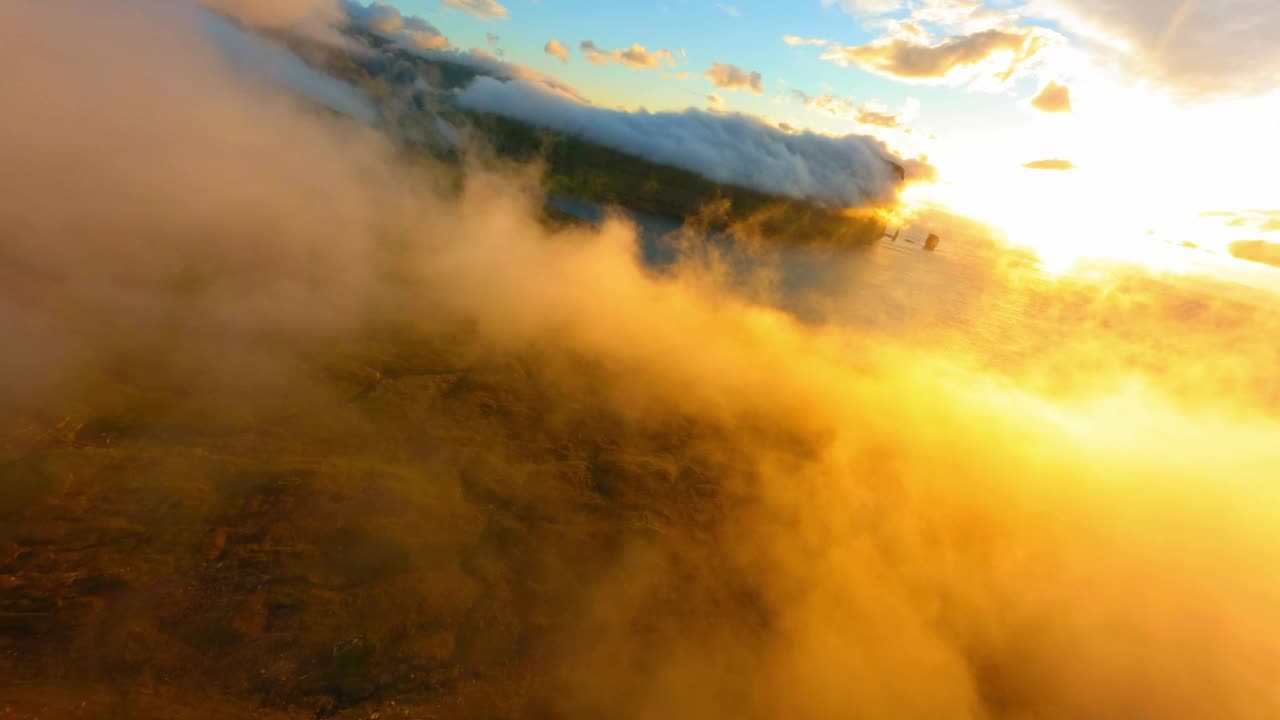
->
left=1, top=321, right=767, bottom=719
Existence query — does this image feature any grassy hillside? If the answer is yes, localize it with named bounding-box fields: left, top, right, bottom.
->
left=0, top=321, right=749, bottom=719
left=277, top=27, right=890, bottom=245
left=465, top=111, right=889, bottom=244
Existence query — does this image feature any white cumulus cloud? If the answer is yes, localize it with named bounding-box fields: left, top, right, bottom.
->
left=705, top=62, right=763, bottom=94
left=545, top=39, right=569, bottom=63
left=455, top=77, right=911, bottom=207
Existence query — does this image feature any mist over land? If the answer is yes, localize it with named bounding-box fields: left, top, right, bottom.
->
left=2, top=2, right=1280, bottom=719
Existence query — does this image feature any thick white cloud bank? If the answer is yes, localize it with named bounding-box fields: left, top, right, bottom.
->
left=457, top=77, right=907, bottom=207
left=201, top=11, right=377, bottom=123
left=416, top=48, right=587, bottom=102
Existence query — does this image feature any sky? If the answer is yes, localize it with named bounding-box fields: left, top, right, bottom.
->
left=264, top=0, right=1280, bottom=270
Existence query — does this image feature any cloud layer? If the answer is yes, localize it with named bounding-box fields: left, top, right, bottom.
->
left=202, top=11, right=377, bottom=121
left=344, top=0, right=450, bottom=50
left=414, top=47, right=587, bottom=101
left=200, top=0, right=344, bottom=28
left=456, top=77, right=908, bottom=207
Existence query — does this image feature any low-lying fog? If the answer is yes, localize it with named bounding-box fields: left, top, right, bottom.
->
left=3, top=2, right=1279, bottom=718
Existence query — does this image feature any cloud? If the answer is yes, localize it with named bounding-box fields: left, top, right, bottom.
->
left=545, top=38, right=569, bottom=63
left=716, top=3, right=741, bottom=17
left=1229, top=240, right=1280, bottom=268
left=455, top=77, right=909, bottom=207
left=9, top=6, right=1280, bottom=720
left=1209, top=210, right=1280, bottom=234
left=792, top=90, right=837, bottom=110
left=1023, top=158, right=1076, bottom=170
left=794, top=91, right=919, bottom=129
left=821, top=0, right=904, bottom=17
left=344, top=1, right=450, bottom=50
left=706, top=92, right=724, bottom=107
left=201, top=12, right=377, bottom=122
left=855, top=103, right=909, bottom=128
left=1033, top=0, right=1280, bottom=97
left=200, top=0, right=344, bottom=28
left=783, top=35, right=829, bottom=47
left=580, top=40, right=676, bottom=70
left=822, top=27, right=1057, bottom=87
left=401, top=18, right=450, bottom=50
left=200, top=0, right=355, bottom=44
left=439, top=0, right=508, bottom=21
left=705, top=62, right=763, bottom=94
left=900, top=155, right=939, bottom=182
left=344, top=0, right=403, bottom=32
left=910, top=0, right=1009, bottom=32
left=415, top=47, right=586, bottom=101
left=205, top=0, right=448, bottom=49
left=1031, top=80, right=1073, bottom=113
left=2, top=0, right=399, bottom=407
